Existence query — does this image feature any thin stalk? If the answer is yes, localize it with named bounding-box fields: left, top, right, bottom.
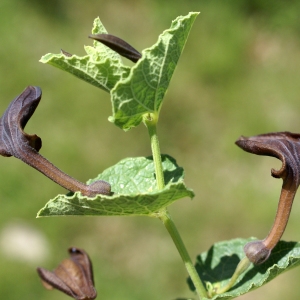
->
left=144, top=113, right=165, bottom=190
left=160, top=209, right=208, bottom=299
left=216, top=257, right=251, bottom=295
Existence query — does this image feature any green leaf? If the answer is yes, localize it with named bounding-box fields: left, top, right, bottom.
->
left=40, top=17, right=130, bottom=92
left=37, top=155, right=194, bottom=217
left=189, top=238, right=300, bottom=299
left=109, top=12, right=199, bottom=130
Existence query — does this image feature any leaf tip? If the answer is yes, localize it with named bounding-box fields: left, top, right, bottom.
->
left=91, top=16, right=108, bottom=35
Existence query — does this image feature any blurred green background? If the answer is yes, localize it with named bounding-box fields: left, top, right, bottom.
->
left=1, top=0, right=300, bottom=299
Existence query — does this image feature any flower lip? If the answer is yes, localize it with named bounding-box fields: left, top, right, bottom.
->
left=235, top=132, right=300, bottom=182
left=0, top=86, right=42, bottom=157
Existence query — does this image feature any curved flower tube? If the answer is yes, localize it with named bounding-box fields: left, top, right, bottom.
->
left=0, top=86, right=111, bottom=197
left=236, top=132, right=300, bottom=264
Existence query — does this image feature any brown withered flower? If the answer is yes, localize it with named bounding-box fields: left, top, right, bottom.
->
left=37, top=247, right=97, bottom=300
left=236, top=132, right=300, bottom=264
left=0, top=86, right=111, bottom=197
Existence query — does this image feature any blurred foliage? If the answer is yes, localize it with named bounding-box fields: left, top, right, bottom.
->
left=1, top=0, right=300, bottom=299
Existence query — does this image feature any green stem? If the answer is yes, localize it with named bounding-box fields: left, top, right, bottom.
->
left=144, top=113, right=165, bottom=190
left=144, top=113, right=207, bottom=299
left=216, top=257, right=251, bottom=295
left=160, top=209, right=208, bottom=299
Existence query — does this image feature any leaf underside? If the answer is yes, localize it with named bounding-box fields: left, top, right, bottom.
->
left=40, top=17, right=130, bottom=92
left=37, top=155, right=194, bottom=217
left=189, top=238, right=300, bottom=299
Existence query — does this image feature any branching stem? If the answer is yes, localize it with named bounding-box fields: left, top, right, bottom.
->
left=144, top=113, right=207, bottom=299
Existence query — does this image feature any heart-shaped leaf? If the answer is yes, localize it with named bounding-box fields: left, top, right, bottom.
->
left=39, top=12, right=199, bottom=123
left=189, top=238, right=300, bottom=299
left=109, top=12, right=199, bottom=130
left=37, top=155, right=194, bottom=217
